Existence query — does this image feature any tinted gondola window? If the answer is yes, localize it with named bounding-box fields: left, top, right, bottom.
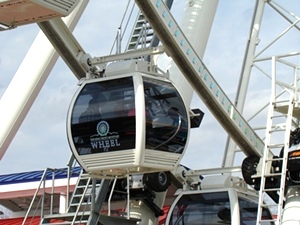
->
left=143, top=77, right=188, bottom=154
left=239, top=197, right=274, bottom=225
left=70, top=77, right=135, bottom=155
left=169, top=192, right=230, bottom=225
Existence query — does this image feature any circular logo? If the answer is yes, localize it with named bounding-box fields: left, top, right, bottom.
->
left=96, top=120, right=109, bottom=136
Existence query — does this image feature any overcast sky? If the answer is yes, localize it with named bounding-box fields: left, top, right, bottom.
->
left=0, top=0, right=299, bottom=175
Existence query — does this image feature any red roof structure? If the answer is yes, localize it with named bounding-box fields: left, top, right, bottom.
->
left=0, top=217, right=39, bottom=225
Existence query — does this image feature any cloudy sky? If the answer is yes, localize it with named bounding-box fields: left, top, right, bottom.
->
left=0, top=0, right=299, bottom=175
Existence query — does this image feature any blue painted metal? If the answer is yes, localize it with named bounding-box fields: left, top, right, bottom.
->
left=0, top=167, right=81, bottom=185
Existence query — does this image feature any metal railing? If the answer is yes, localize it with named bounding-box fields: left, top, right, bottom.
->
left=22, top=155, right=80, bottom=225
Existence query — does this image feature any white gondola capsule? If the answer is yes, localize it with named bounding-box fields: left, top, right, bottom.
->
left=165, top=176, right=274, bottom=225
left=67, top=61, right=190, bottom=177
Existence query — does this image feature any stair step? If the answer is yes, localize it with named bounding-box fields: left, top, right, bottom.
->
left=259, top=218, right=277, bottom=223
left=44, top=212, right=90, bottom=219
left=42, top=221, right=88, bottom=225
left=70, top=202, right=91, bottom=207
left=263, top=187, right=280, bottom=192
left=275, top=103, right=300, bottom=119
left=42, top=220, right=86, bottom=224
left=262, top=172, right=282, bottom=177
left=269, top=129, right=286, bottom=134
left=75, top=185, right=89, bottom=189
left=73, top=193, right=91, bottom=197
left=267, top=143, right=284, bottom=148
left=130, top=31, right=154, bottom=38
left=42, top=222, right=88, bottom=225
left=252, top=173, right=282, bottom=178
left=266, top=157, right=284, bottom=162
left=261, top=203, right=279, bottom=207
left=42, top=212, right=90, bottom=225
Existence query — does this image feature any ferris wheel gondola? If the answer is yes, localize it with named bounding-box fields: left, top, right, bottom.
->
left=67, top=60, right=191, bottom=177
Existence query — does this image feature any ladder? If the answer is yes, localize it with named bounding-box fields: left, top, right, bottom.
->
left=255, top=82, right=300, bottom=225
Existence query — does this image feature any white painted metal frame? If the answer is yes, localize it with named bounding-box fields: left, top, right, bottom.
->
left=0, top=1, right=89, bottom=159
left=224, top=0, right=300, bottom=168
left=223, top=0, right=266, bottom=167
left=134, top=0, right=265, bottom=158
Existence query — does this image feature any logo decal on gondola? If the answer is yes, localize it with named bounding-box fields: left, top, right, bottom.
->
left=90, top=120, right=120, bottom=152
left=96, top=121, right=109, bottom=136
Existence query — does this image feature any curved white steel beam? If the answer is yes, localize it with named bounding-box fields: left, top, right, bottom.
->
left=135, top=0, right=266, bottom=158
left=0, top=1, right=89, bottom=159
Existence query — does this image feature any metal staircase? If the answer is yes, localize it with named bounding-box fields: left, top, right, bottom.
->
left=126, top=11, right=155, bottom=51
left=68, top=171, right=98, bottom=214
left=38, top=169, right=139, bottom=225
left=125, top=0, right=173, bottom=52
left=40, top=170, right=103, bottom=225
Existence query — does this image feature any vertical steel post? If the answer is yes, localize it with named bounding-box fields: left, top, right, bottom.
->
left=222, top=0, right=266, bottom=167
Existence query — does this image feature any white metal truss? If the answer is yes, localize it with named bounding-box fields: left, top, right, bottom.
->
left=134, top=0, right=267, bottom=158
left=1, top=1, right=299, bottom=224
left=222, top=0, right=266, bottom=167
left=38, top=18, right=90, bottom=79
left=223, top=0, right=300, bottom=168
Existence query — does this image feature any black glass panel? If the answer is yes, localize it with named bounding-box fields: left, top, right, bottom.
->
left=169, top=192, right=230, bottom=225
left=143, top=77, right=188, bottom=154
left=239, top=196, right=274, bottom=225
left=70, top=77, right=135, bottom=155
